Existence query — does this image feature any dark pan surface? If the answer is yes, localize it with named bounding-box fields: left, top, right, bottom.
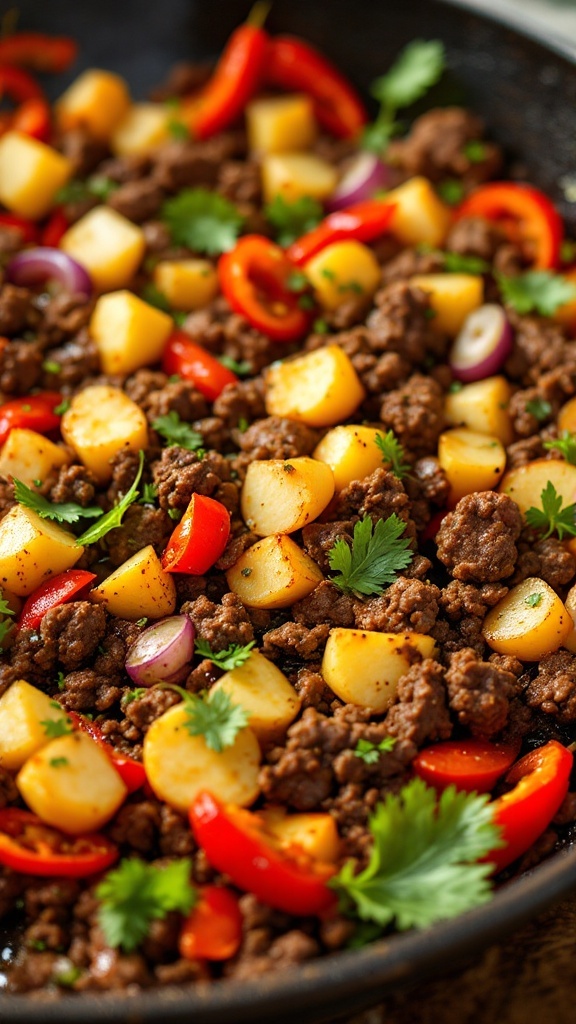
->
left=2, top=0, right=576, bottom=1019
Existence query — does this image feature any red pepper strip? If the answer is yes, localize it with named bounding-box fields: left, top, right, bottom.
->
left=162, top=494, right=230, bottom=575
left=0, top=213, right=38, bottom=244
left=18, top=570, right=97, bottom=631
left=420, top=509, right=448, bottom=544
left=0, top=391, right=63, bottom=447
left=219, top=234, right=312, bottom=341
left=455, top=182, right=563, bottom=270
left=12, top=96, right=51, bottom=142
left=162, top=330, right=237, bottom=401
left=0, top=34, right=77, bottom=74
left=0, top=63, right=44, bottom=104
left=0, top=808, right=118, bottom=877
left=265, top=35, right=368, bottom=140
left=286, top=200, right=396, bottom=267
left=488, top=740, right=573, bottom=873
left=190, top=792, right=337, bottom=916
left=67, top=712, right=147, bottom=794
left=41, top=208, right=69, bottom=248
left=413, top=739, right=520, bottom=794
left=179, top=885, right=243, bottom=961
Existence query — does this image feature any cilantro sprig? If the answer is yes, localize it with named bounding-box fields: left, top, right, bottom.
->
left=194, top=638, right=256, bottom=671
left=328, top=515, right=413, bottom=598
left=354, top=737, right=396, bottom=764
left=152, top=411, right=205, bottom=453
left=55, top=175, right=118, bottom=204
left=161, top=684, right=248, bottom=753
left=161, top=188, right=244, bottom=256
left=96, top=858, right=196, bottom=953
left=75, top=450, right=145, bottom=546
left=497, top=270, right=576, bottom=316
left=525, top=480, right=576, bottom=539
left=363, top=40, right=445, bottom=152
left=265, top=194, right=324, bottom=248
left=375, top=431, right=411, bottom=481
left=0, top=590, right=15, bottom=652
left=543, top=431, right=576, bottom=465
left=41, top=702, right=73, bottom=739
left=13, top=479, right=103, bottom=526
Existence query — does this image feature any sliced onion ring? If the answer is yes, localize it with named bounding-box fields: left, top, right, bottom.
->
left=126, top=615, right=195, bottom=687
left=449, top=303, right=513, bottom=383
left=327, top=152, right=393, bottom=212
left=6, top=246, right=93, bottom=298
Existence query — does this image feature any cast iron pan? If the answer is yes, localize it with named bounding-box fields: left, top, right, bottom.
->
left=2, top=0, right=576, bottom=1019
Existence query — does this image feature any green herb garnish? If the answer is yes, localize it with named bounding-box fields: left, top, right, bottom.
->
left=363, top=39, right=445, bottom=152
left=265, top=194, right=324, bottom=247
left=194, top=638, right=256, bottom=671
left=13, top=479, right=103, bottom=526
left=375, top=430, right=411, bottom=480
left=161, top=188, right=244, bottom=256
left=525, top=481, right=576, bottom=540
left=328, top=514, right=413, bottom=598
left=75, top=450, right=145, bottom=546
left=497, top=270, right=576, bottom=316
left=152, top=411, right=205, bottom=453
left=96, top=858, right=196, bottom=953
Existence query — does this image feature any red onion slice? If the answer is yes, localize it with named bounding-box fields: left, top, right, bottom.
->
left=126, top=615, right=195, bottom=687
left=327, top=152, right=393, bottom=212
left=449, top=304, right=513, bottom=383
left=6, top=247, right=93, bottom=298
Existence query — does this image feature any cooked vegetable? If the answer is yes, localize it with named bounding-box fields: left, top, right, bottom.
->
left=413, top=740, right=519, bottom=794
left=96, top=857, right=196, bottom=953
left=162, top=330, right=238, bottom=401
left=241, top=457, right=335, bottom=536
left=524, top=480, right=576, bottom=539
left=125, top=615, right=195, bottom=686
left=265, top=345, right=365, bottom=426
left=226, top=533, right=324, bottom=608
left=449, top=304, right=513, bottom=382
left=55, top=69, right=131, bottom=140
left=0, top=808, right=119, bottom=878
left=60, top=206, right=145, bottom=292
left=0, top=427, right=70, bottom=488
left=18, top=569, right=96, bottom=630
left=444, top=375, right=513, bottom=445
left=0, top=131, right=72, bottom=219
left=499, top=458, right=576, bottom=518
left=0, top=504, right=83, bottom=596
left=67, top=712, right=146, bottom=794
left=91, top=544, right=177, bottom=620
left=210, top=650, right=301, bottom=742
left=384, top=176, right=452, bottom=247
left=13, top=477, right=102, bottom=525
left=286, top=199, right=395, bottom=265
left=75, top=451, right=145, bottom=545
left=0, top=680, right=71, bottom=770
left=455, top=182, right=563, bottom=270
left=438, top=428, right=506, bottom=504
left=6, top=246, right=93, bottom=297
left=152, top=259, right=218, bottom=311
left=246, top=93, right=316, bottom=154
left=328, top=515, right=413, bottom=597
left=327, top=152, right=392, bottom=211
left=482, top=577, right=572, bottom=660
left=61, top=385, right=148, bottom=483
left=313, top=425, right=385, bottom=491
left=321, top=629, right=437, bottom=711
left=0, top=392, right=64, bottom=448
left=258, top=807, right=341, bottom=863
left=265, top=194, right=324, bottom=248
left=261, top=152, right=338, bottom=205
left=162, top=494, right=230, bottom=574
left=111, top=102, right=171, bottom=155
left=304, top=240, right=381, bottom=311
left=410, top=272, right=484, bottom=337
left=179, top=885, right=243, bottom=962
left=90, top=289, right=173, bottom=376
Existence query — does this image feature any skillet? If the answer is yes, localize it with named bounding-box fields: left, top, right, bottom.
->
left=2, top=0, right=576, bottom=1019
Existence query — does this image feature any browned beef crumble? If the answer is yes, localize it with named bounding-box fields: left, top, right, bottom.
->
left=436, top=491, right=523, bottom=582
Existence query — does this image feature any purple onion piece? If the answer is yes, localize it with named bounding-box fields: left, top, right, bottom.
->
left=6, top=247, right=93, bottom=298
left=126, top=615, right=195, bottom=687
left=449, top=304, right=513, bottom=383
left=326, top=152, right=393, bottom=212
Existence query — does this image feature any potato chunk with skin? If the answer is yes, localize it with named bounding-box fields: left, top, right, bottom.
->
left=60, top=207, right=145, bottom=293
left=153, top=259, right=218, bottom=311
left=89, top=289, right=173, bottom=376
left=227, top=534, right=323, bottom=609
left=61, top=384, right=148, bottom=483
left=259, top=808, right=341, bottom=863
left=438, top=428, right=506, bottom=505
left=313, top=425, right=384, bottom=491
left=483, top=577, right=572, bottom=660
left=111, top=102, right=171, bottom=155
left=0, top=680, right=70, bottom=771
left=262, top=153, right=337, bottom=204
left=211, top=652, right=301, bottom=743
left=0, top=131, right=72, bottom=220
left=144, top=703, right=261, bottom=812
left=266, top=345, right=365, bottom=427
left=322, top=629, right=438, bottom=712
left=91, top=545, right=176, bottom=620
left=55, top=69, right=131, bottom=141
left=304, top=241, right=381, bottom=311
left=241, top=457, right=335, bottom=536
left=0, top=428, right=70, bottom=488
left=247, top=94, right=316, bottom=154
left=499, top=458, right=576, bottom=516
left=444, top=376, right=513, bottom=445
left=0, top=505, right=83, bottom=596
left=17, top=732, right=128, bottom=834
left=385, top=176, right=452, bottom=247
left=558, top=396, right=576, bottom=433
left=563, top=583, right=576, bottom=654
left=410, top=273, right=484, bottom=337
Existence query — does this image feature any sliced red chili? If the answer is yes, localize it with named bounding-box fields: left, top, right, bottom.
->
left=286, top=200, right=396, bottom=266
left=0, top=391, right=63, bottom=447
left=162, top=494, right=230, bottom=575
left=455, top=182, right=563, bottom=269
left=179, top=885, right=243, bottom=961
left=0, top=63, right=44, bottom=105
left=0, top=213, right=38, bottom=245
left=12, top=96, right=51, bottom=142
left=67, top=712, right=147, bottom=795
left=0, top=34, right=77, bottom=74
left=413, top=739, right=520, bottom=794
left=41, top=208, right=69, bottom=248
left=162, top=330, right=238, bottom=401
left=18, top=569, right=97, bottom=631
left=0, top=808, right=119, bottom=877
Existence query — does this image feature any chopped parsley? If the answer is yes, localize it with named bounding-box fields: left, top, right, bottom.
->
left=524, top=592, right=543, bottom=608
left=0, top=590, right=15, bottom=652
left=363, top=39, right=445, bottom=152
left=123, top=687, right=147, bottom=705
left=497, top=270, right=576, bottom=316
left=42, top=359, right=62, bottom=374
left=56, top=671, right=66, bottom=691
left=328, top=514, right=413, bottom=598
left=442, top=252, right=490, bottom=275
left=313, top=317, right=330, bottom=334
left=49, top=757, right=69, bottom=769
left=543, top=431, right=576, bottom=464
left=194, top=638, right=256, bottom=671
left=75, top=450, right=145, bottom=546
left=161, top=188, right=244, bottom=256
left=13, top=478, right=103, bottom=526
left=55, top=175, right=118, bottom=204
left=525, top=481, right=576, bottom=540
left=463, top=140, right=488, bottom=163
left=375, top=430, right=411, bottom=480
left=218, top=355, right=252, bottom=376
left=354, top=737, right=397, bottom=764
left=139, top=481, right=159, bottom=505
left=525, top=398, right=552, bottom=422
left=140, top=282, right=172, bottom=313
left=41, top=704, right=73, bottom=739
left=54, top=398, right=70, bottom=416
left=152, top=411, right=205, bottom=453
left=265, top=194, right=324, bottom=248
left=167, top=118, right=190, bottom=141
left=162, top=684, right=248, bottom=753
left=436, top=179, right=465, bottom=206
left=96, top=858, right=196, bottom=953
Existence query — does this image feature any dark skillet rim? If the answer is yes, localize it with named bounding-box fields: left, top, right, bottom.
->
left=3, top=0, right=576, bottom=1018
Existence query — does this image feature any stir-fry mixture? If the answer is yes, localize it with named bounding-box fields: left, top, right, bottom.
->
left=0, top=13, right=575, bottom=995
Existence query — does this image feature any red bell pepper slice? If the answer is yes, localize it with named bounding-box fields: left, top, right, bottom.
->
left=41, top=208, right=69, bottom=248
left=455, top=182, right=563, bottom=270
left=190, top=791, right=337, bottom=916
left=67, top=712, right=147, bottom=794
left=18, top=569, right=97, bottom=631
left=265, top=35, right=368, bottom=139
left=0, top=808, right=119, bottom=877
left=286, top=200, right=396, bottom=266
left=0, top=34, right=77, bottom=74
left=179, top=885, right=243, bottom=961
left=12, top=96, right=51, bottom=142
left=488, top=740, right=573, bottom=873
left=162, top=494, right=230, bottom=575
left=0, top=212, right=38, bottom=244
left=0, top=392, right=63, bottom=446
left=0, top=63, right=44, bottom=105
left=412, top=739, right=520, bottom=794
left=162, top=330, right=238, bottom=401
left=219, top=234, right=312, bottom=341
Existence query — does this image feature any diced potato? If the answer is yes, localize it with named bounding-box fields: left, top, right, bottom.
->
left=211, top=651, right=301, bottom=742
left=265, top=345, right=365, bottom=427
left=153, top=259, right=218, bottom=311
left=483, top=577, right=572, bottom=660
left=410, top=273, right=484, bottom=337
left=89, top=290, right=173, bottom=376
left=17, top=732, right=127, bottom=834
left=499, top=458, right=576, bottom=516
left=0, top=131, right=72, bottom=220
left=0, top=680, right=70, bottom=771
left=564, top=582, right=576, bottom=654
left=558, top=396, right=576, bottom=433
left=304, top=241, right=381, bottom=311
left=241, top=457, right=335, bottom=536
left=0, top=428, right=70, bottom=488
left=313, top=425, right=384, bottom=491
left=385, top=176, right=452, bottom=247
left=444, top=376, right=513, bottom=445
left=438, top=428, right=506, bottom=505
left=60, top=207, right=145, bottom=293
left=226, top=533, right=323, bottom=609
left=322, top=629, right=438, bottom=712
left=0, top=505, right=83, bottom=596
left=262, top=153, right=338, bottom=204
left=247, top=94, right=316, bottom=154
left=259, top=807, right=340, bottom=862
left=111, top=102, right=171, bottom=155
left=144, top=703, right=261, bottom=812
left=61, top=384, right=148, bottom=483
left=552, top=266, right=576, bottom=335
left=55, top=69, right=131, bottom=141
left=91, top=545, right=176, bottom=620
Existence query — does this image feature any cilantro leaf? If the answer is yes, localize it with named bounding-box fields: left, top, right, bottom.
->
left=436, top=179, right=465, bottom=206
left=543, top=431, right=576, bottom=465
left=525, top=481, right=576, bottom=540
left=354, top=737, right=396, bottom=764
left=265, top=194, right=324, bottom=248
left=123, top=687, right=147, bottom=705
left=140, top=282, right=172, bottom=313
left=442, top=252, right=490, bottom=274
left=497, top=270, right=576, bottom=316
left=161, top=188, right=243, bottom=256
left=194, top=638, right=256, bottom=671
left=375, top=430, right=411, bottom=480
left=41, top=703, right=73, bottom=739
left=0, top=591, right=14, bottom=620
left=55, top=175, right=118, bottom=204
left=152, top=411, right=205, bottom=452
left=524, top=592, right=543, bottom=607
left=463, top=140, right=488, bottom=164
left=13, top=479, right=103, bottom=526
left=96, top=858, right=196, bottom=953
left=525, top=398, right=552, bottom=422
left=364, top=40, right=445, bottom=153
left=139, top=481, right=159, bottom=505
left=330, top=778, right=501, bottom=930
left=167, top=119, right=190, bottom=141
left=75, top=450, right=145, bottom=546
left=0, top=617, right=14, bottom=652
left=218, top=355, right=252, bottom=377
left=162, top=684, right=249, bottom=753
left=328, top=515, right=413, bottom=597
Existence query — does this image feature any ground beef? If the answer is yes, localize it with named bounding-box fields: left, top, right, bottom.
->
left=124, top=688, right=181, bottom=732
left=354, top=577, right=440, bottom=633
left=149, top=60, right=212, bottom=100
left=261, top=622, right=330, bottom=661
left=301, top=520, right=354, bottom=573
left=152, top=446, right=238, bottom=512
left=237, top=416, right=318, bottom=461
left=436, top=491, right=523, bottom=582
left=291, top=666, right=335, bottom=711
left=366, top=281, right=447, bottom=365
left=152, top=135, right=243, bottom=192
left=440, top=580, right=509, bottom=620
left=332, top=468, right=415, bottom=537
left=0, top=765, right=18, bottom=808
left=107, top=178, right=165, bottom=222
left=58, top=669, right=121, bottom=712
left=385, top=659, right=452, bottom=749
left=379, top=373, right=445, bottom=458
left=49, top=463, right=98, bottom=506
left=57, top=127, right=108, bottom=176
left=143, top=379, right=209, bottom=423
left=386, top=107, right=501, bottom=185
left=444, top=216, right=507, bottom=261
left=38, top=602, right=107, bottom=672
left=105, top=504, right=173, bottom=566
left=445, top=647, right=518, bottom=737
left=184, top=592, right=254, bottom=650
left=0, top=339, right=43, bottom=394
left=526, top=538, right=576, bottom=590
left=213, top=377, right=267, bottom=428
left=293, top=581, right=356, bottom=628
left=505, top=311, right=574, bottom=385
left=0, top=284, right=37, bottom=336
left=107, top=799, right=160, bottom=853
left=44, top=329, right=101, bottom=388
left=380, top=247, right=444, bottom=284
left=39, top=292, right=94, bottom=345
left=525, top=651, right=576, bottom=722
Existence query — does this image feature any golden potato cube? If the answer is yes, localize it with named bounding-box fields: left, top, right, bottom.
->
left=153, top=259, right=218, bottom=311
left=0, top=428, right=70, bottom=488
left=558, top=396, right=576, bottom=433
left=60, top=207, right=145, bottom=293
left=144, top=703, right=261, bottom=812
left=226, top=533, right=323, bottom=609
left=90, top=289, right=173, bottom=376
left=483, top=577, right=572, bottom=661
left=385, top=176, right=452, bottom=247
left=499, top=458, right=576, bottom=517
left=211, top=651, right=301, bottom=742
left=0, top=131, right=72, bottom=220
left=0, top=505, right=83, bottom=596
left=91, top=545, right=176, bottom=620
left=322, top=629, right=438, bottom=712
left=444, top=376, right=513, bottom=445
left=61, top=384, right=148, bottom=483
left=241, top=457, right=335, bottom=536
left=0, top=680, right=70, bottom=771
left=17, top=732, right=127, bottom=834
left=55, top=69, right=131, bottom=141
left=438, top=428, right=506, bottom=505
left=265, top=345, right=365, bottom=428
left=259, top=808, right=340, bottom=863
left=304, top=241, right=381, bottom=311
left=410, top=273, right=484, bottom=337
left=564, top=583, right=576, bottom=654
left=313, top=425, right=384, bottom=491
left=262, top=152, right=337, bottom=204
left=111, top=102, right=171, bottom=155
left=247, top=94, right=316, bottom=154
